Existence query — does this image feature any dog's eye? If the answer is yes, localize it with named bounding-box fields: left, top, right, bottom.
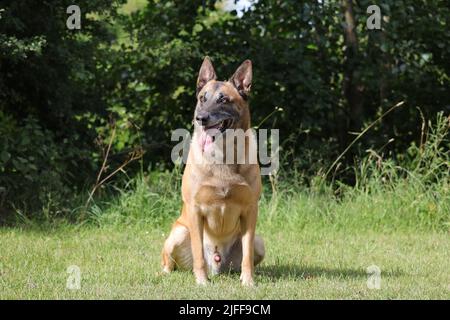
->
left=217, top=93, right=230, bottom=104
left=199, top=92, right=208, bottom=103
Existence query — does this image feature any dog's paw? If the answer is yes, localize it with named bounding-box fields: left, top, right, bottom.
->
left=194, top=269, right=209, bottom=286
left=240, top=273, right=255, bottom=287
left=195, top=276, right=210, bottom=286
left=161, top=266, right=172, bottom=274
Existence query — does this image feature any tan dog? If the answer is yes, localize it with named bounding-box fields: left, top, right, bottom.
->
left=161, top=57, right=264, bottom=286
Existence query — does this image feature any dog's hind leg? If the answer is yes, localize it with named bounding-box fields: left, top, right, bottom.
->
left=161, top=222, right=192, bottom=273
left=225, top=235, right=265, bottom=272
left=253, top=235, right=265, bottom=266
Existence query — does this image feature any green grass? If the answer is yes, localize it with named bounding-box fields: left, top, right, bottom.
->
left=0, top=223, right=448, bottom=299
left=0, top=114, right=448, bottom=299
left=1, top=168, right=449, bottom=299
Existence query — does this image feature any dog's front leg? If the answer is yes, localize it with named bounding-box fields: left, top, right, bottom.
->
left=189, top=207, right=208, bottom=285
left=240, top=205, right=257, bottom=287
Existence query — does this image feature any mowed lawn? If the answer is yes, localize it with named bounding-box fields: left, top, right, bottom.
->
left=1, top=223, right=449, bottom=299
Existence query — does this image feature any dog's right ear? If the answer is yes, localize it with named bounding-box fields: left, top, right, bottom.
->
left=196, top=56, right=216, bottom=97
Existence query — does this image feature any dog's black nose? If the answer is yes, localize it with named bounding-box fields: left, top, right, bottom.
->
left=195, top=112, right=210, bottom=126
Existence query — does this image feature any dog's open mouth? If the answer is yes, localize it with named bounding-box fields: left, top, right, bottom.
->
left=204, top=118, right=233, bottom=134
left=199, top=118, right=234, bottom=152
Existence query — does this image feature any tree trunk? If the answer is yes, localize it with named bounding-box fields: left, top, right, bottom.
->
left=342, top=0, right=364, bottom=136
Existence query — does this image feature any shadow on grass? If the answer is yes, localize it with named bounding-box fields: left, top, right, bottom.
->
left=257, top=264, right=403, bottom=281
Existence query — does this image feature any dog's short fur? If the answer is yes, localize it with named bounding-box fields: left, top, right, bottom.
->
left=161, top=57, right=264, bottom=286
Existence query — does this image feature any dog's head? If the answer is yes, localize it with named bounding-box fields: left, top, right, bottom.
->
left=193, top=57, right=252, bottom=153
left=194, top=56, right=252, bottom=136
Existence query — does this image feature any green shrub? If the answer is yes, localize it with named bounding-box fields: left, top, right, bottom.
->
left=0, top=114, right=72, bottom=220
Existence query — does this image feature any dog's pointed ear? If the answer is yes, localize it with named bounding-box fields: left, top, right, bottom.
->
left=230, top=60, right=252, bottom=99
left=196, top=56, right=216, bottom=97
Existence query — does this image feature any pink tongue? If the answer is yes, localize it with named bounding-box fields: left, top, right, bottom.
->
left=200, top=131, right=213, bottom=152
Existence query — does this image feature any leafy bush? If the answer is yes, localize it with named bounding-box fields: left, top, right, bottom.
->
left=0, top=114, right=71, bottom=219
left=1, top=0, right=449, bottom=221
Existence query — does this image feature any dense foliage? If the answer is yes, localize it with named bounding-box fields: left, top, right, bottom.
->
left=0, top=0, right=449, bottom=216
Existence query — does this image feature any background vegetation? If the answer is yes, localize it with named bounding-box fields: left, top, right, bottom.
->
left=0, top=0, right=449, bottom=223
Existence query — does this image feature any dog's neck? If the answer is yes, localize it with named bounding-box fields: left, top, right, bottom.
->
left=189, top=124, right=256, bottom=175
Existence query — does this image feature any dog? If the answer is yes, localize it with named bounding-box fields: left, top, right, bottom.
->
left=161, top=57, right=264, bottom=286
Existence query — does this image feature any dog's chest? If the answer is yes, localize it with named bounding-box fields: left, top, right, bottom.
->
left=194, top=182, right=253, bottom=235
left=194, top=181, right=253, bottom=207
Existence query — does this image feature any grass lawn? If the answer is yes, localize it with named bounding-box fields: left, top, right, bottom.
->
left=0, top=222, right=448, bottom=299
left=1, top=133, right=449, bottom=299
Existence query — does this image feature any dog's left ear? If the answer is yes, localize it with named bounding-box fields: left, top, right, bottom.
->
left=230, top=60, right=252, bottom=99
